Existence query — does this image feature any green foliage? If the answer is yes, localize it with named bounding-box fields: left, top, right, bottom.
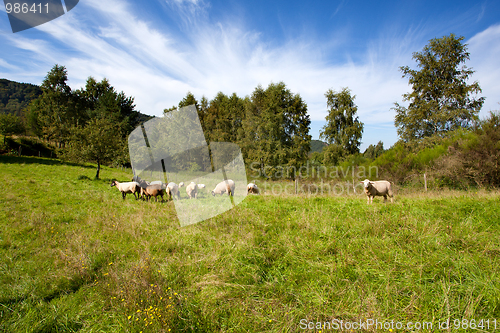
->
left=242, top=82, right=311, bottom=178
left=320, top=87, right=363, bottom=154
left=363, top=140, right=384, bottom=159
left=394, top=34, right=485, bottom=141
left=435, top=111, right=500, bottom=188
left=62, top=117, right=126, bottom=179
left=25, top=64, right=83, bottom=144
left=0, top=113, right=25, bottom=144
left=23, top=65, right=140, bottom=174
left=0, top=79, right=42, bottom=116
left=174, top=83, right=312, bottom=179
left=322, top=143, right=344, bottom=165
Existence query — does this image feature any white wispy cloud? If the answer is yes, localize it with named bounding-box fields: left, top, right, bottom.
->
left=467, top=24, right=500, bottom=114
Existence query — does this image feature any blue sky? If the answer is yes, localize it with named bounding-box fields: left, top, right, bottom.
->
left=1, top=0, right=499, bottom=151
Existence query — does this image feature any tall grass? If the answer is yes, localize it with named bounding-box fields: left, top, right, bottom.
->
left=1, top=155, right=499, bottom=332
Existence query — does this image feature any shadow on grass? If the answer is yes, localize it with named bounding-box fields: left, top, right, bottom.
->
left=0, top=155, right=95, bottom=169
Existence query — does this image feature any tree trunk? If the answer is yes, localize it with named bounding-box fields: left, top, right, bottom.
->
left=95, top=158, right=101, bottom=179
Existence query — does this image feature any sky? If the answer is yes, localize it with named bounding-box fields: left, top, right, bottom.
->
left=1, top=0, right=499, bottom=151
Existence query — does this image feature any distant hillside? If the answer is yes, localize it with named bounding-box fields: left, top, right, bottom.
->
left=310, top=139, right=327, bottom=153
left=0, top=78, right=154, bottom=126
left=0, top=79, right=43, bottom=116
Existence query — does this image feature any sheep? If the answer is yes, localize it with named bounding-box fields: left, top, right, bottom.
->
left=166, top=182, right=182, bottom=200
left=186, top=182, right=198, bottom=199
left=111, top=180, right=141, bottom=200
left=360, top=179, right=394, bottom=204
left=211, top=179, right=235, bottom=196
left=140, top=184, right=165, bottom=202
left=247, top=183, right=260, bottom=195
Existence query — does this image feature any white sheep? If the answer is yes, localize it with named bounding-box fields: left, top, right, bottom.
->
left=211, top=179, right=235, bottom=196
left=111, top=180, right=141, bottom=200
left=360, top=179, right=394, bottom=204
left=166, top=182, right=182, bottom=200
left=186, top=182, right=198, bottom=199
left=247, top=183, right=260, bottom=195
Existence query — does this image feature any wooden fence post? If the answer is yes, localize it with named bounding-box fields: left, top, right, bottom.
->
left=424, top=173, right=427, bottom=192
left=295, top=177, right=298, bottom=195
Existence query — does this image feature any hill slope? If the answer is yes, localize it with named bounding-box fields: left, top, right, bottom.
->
left=0, top=78, right=42, bottom=116
left=310, top=139, right=327, bottom=153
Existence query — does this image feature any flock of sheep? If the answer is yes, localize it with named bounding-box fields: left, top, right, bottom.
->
left=111, top=176, right=393, bottom=205
left=110, top=176, right=261, bottom=202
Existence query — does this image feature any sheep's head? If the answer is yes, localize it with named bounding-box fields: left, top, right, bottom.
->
left=361, top=179, right=372, bottom=188
left=110, top=180, right=117, bottom=187
left=211, top=190, right=215, bottom=196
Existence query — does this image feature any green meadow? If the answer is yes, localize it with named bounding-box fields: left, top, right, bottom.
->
left=1, top=155, right=499, bottom=332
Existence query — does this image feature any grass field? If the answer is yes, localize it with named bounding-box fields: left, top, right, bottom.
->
left=1, top=155, right=499, bottom=332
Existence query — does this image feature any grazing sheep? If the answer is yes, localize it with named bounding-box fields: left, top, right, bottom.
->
left=166, top=182, right=182, bottom=200
left=111, top=180, right=141, bottom=200
left=247, top=183, right=260, bottom=195
left=360, top=179, right=394, bottom=204
left=132, top=176, right=150, bottom=190
left=140, top=184, right=165, bottom=202
left=211, top=179, right=235, bottom=196
left=186, top=182, right=198, bottom=199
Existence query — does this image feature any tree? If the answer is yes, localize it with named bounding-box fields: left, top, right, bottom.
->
left=63, top=117, right=125, bottom=179
left=0, top=113, right=25, bottom=145
left=394, top=34, right=485, bottom=141
left=243, top=82, right=311, bottom=178
left=320, top=87, right=363, bottom=158
left=25, top=64, right=83, bottom=146
left=364, top=141, right=384, bottom=159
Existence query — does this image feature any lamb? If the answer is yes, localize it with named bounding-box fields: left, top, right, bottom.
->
left=360, top=179, right=394, bottom=204
left=111, top=180, right=141, bottom=200
left=140, top=184, right=165, bottom=202
left=211, top=179, right=235, bottom=196
left=247, top=183, right=260, bottom=195
left=186, top=182, right=198, bottom=199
